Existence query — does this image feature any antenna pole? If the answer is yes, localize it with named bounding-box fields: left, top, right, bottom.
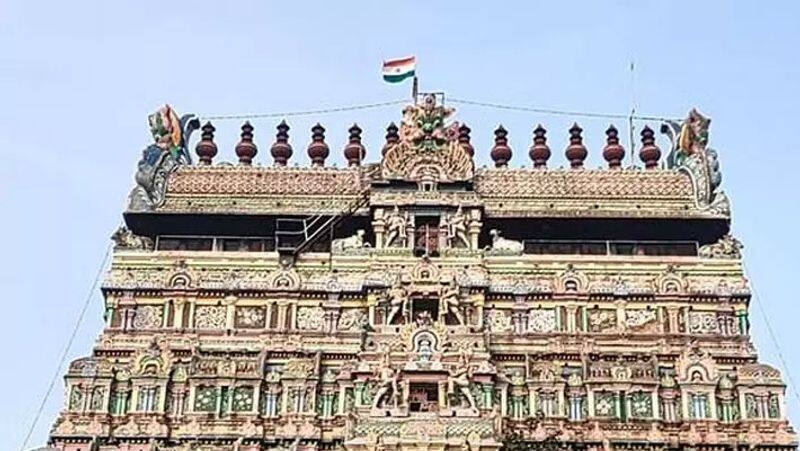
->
left=628, top=61, right=636, bottom=166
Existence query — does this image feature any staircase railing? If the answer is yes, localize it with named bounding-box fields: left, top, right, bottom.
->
left=275, top=189, right=371, bottom=258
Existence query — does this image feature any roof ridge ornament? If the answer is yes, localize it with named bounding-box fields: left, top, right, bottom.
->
left=661, top=108, right=729, bottom=217
left=380, top=94, right=474, bottom=184
left=128, top=104, right=199, bottom=211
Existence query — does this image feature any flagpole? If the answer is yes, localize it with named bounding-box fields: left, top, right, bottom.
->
left=412, top=75, right=419, bottom=103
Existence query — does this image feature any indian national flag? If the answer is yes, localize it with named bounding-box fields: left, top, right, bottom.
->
left=382, top=56, right=416, bottom=83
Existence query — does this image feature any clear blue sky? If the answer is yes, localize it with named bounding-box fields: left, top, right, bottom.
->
left=2, top=1, right=799, bottom=448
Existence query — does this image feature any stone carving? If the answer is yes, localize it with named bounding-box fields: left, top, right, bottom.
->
left=385, top=206, right=409, bottom=248
left=699, top=234, right=743, bottom=259
left=385, top=277, right=408, bottom=325
left=284, top=359, right=314, bottom=379
left=484, top=309, right=512, bottom=333
left=528, top=309, right=557, bottom=333
left=381, top=94, right=474, bottom=183
left=440, top=278, right=465, bottom=325
left=332, top=230, right=370, bottom=254
left=338, top=309, right=368, bottom=332
left=661, top=109, right=729, bottom=217
left=194, top=305, right=227, bottom=329
left=625, top=309, right=658, bottom=331
left=371, top=354, right=400, bottom=409
left=588, top=309, right=617, bottom=333
left=297, top=307, right=324, bottom=331
left=110, top=226, right=154, bottom=251
left=444, top=206, right=470, bottom=249
left=447, top=349, right=477, bottom=410
left=132, top=305, right=162, bottom=329
left=688, top=311, right=721, bottom=335
left=486, top=229, right=523, bottom=255
left=128, top=104, right=199, bottom=211
left=235, top=306, right=266, bottom=328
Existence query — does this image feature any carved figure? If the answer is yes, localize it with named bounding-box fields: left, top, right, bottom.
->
left=699, top=234, right=743, bottom=259
left=382, top=94, right=474, bottom=182
left=447, top=348, right=476, bottom=410
left=372, top=354, right=400, bottom=409
left=385, top=206, right=408, bottom=248
left=439, top=278, right=465, bottom=325
left=445, top=206, right=469, bottom=249
left=385, top=277, right=408, bottom=325
left=130, top=104, right=199, bottom=210
left=110, top=226, right=154, bottom=251
left=487, top=229, right=523, bottom=255
left=331, top=230, right=369, bottom=253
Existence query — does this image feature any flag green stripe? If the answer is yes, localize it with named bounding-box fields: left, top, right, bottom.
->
left=383, top=70, right=415, bottom=83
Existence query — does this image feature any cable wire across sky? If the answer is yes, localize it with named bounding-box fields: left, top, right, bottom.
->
left=201, top=97, right=681, bottom=123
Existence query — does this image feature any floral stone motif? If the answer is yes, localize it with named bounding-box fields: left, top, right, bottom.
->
left=195, top=305, right=227, bottom=329
left=296, top=307, right=325, bottom=331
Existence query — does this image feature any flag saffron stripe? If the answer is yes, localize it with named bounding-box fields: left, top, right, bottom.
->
left=382, top=56, right=416, bottom=68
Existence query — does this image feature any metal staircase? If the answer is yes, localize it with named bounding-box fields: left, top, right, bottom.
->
left=275, top=190, right=370, bottom=258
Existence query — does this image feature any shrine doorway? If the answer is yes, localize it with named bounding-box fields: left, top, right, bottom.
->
left=411, top=298, right=439, bottom=325
left=414, top=217, right=440, bottom=256
left=408, top=382, right=439, bottom=413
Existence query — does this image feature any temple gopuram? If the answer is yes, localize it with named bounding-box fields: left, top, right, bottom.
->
left=49, top=95, right=796, bottom=451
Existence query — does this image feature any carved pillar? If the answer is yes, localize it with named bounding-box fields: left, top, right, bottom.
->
left=527, top=385, right=536, bottom=417
left=614, top=300, right=626, bottom=332
left=173, top=298, right=186, bottom=329
left=468, top=208, right=482, bottom=250
left=372, top=208, right=386, bottom=249
left=277, top=302, right=288, bottom=332
left=565, top=305, right=578, bottom=333
left=224, top=295, right=237, bottom=330
left=666, top=307, right=680, bottom=334
left=188, top=298, right=197, bottom=329
left=265, top=302, right=273, bottom=330
left=512, top=296, right=527, bottom=335
left=405, top=215, right=416, bottom=251
left=324, top=293, right=340, bottom=334
left=104, top=296, right=117, bottom=329
left=438, top=380, right=447, bottom=410
left=499, top=383, right=509, bottom=416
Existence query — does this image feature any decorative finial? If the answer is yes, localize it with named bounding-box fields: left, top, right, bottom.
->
left=490, top=125, right=512, bottom=168
left=270, top=120, right=293, bottom=166
left=344, top=123, right=366, bottom=166
left=195, top=121, right=217, bottom=165
left=458, top=124, right=474, bottom=156
left=529, top=124, right=551, bottom=168
left=382, top=122, right=399, bottom=156
left=602, top=125, right=625, bottom=169
left=235, top=121, right=257, bottom=166
left=565, top=123, right=587, bottom=169
left=639, top=125, right=661, bottom=169
left=307, top=123, right=329, bottom=167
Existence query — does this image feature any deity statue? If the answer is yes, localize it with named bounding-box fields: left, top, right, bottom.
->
left=445, top=206, right=469, bottom=248
left=439, top=277, right=465, bottom=325
left=385, top=277, right=408, bottom=325
left=447, top=348, right=477, bottom=410
left=372, top=354, right=401, bottom=409
left=385, top=206, right=409, bottom=248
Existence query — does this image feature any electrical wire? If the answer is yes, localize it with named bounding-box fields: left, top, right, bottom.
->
left=448, top=97, right=680, bottom=122
left=202, top=99, right=408, bottom=121
left=199, top=97, right=681, bottom=123
left=743, top=261, right=800, bottom=407
left=18, top=242, right=113, bottom=451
